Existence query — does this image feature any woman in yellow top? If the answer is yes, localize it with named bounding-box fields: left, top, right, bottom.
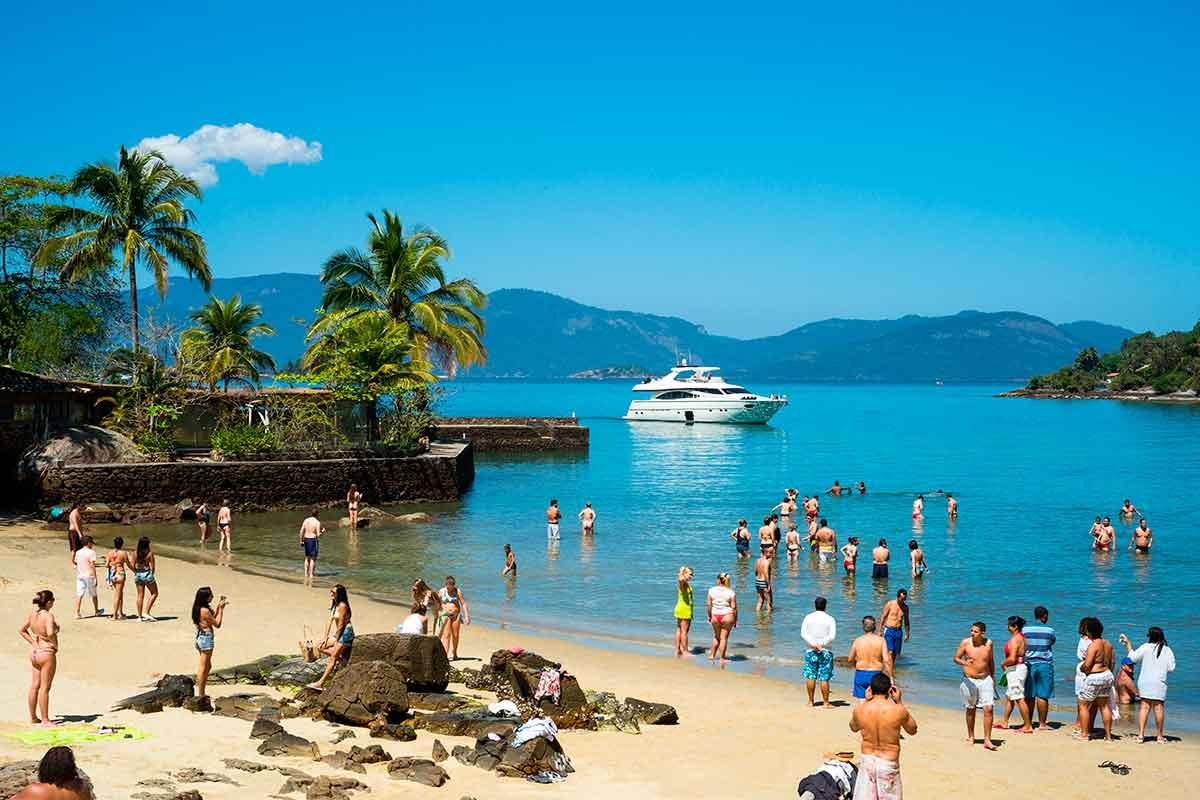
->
left=674, top=566, right=694, bottom=657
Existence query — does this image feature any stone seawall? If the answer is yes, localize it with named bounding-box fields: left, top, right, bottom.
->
left=433, top=417, right=588, bottom=452
left=40, top=442, right=473, bottom=513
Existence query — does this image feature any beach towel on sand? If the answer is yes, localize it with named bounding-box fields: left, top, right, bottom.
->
left=6, top=725, right=150, bottom=747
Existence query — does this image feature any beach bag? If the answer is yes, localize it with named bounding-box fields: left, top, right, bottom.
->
left=299, top=626, right=318, bottom=662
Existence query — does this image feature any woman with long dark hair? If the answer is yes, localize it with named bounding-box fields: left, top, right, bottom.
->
left=19, top=590, right=59, bottom=726
left=411, top=579, right=441, bottom=634
left=346, top=484, right=363, bottom=532
left=998, top=616, right=1032, bottom=733
left=191, top=587, right=228, bottom=698
left=105, top=537, right=131, bottom=622
left=1120, top=626, right=1176, bottom=742
left=1076, top=617, right=1115, bottom=741
left=133, top=537, right=159, bottom=621
left=308, top=584, right=354, bottom=690
left=437, top=576, right=470, bottom=660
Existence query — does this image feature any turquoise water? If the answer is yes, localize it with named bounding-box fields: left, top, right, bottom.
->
left=111, top=381, right=1200, bottom=725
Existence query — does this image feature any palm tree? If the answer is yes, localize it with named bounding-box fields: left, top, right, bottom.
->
left=35, top=146, right=211, bottom=353
left=313, top=210, right=486, bottom=374
left=303, top=312, right=433, bottom=440
left=181, top=295, right=276, bottom=390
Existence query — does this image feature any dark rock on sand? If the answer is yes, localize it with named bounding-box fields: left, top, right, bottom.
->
left=411, top=711, right=518, bottom=738
left=250, top=718, right=284, bottom=740
left=461, top=736, right=507, bottom=771
left=624, top=697, right=679, bottom=725
left=171, top=769, right=237, bottom=785
left=496, top=736, right=574, bottom=779
left=489, top=650, right=593, bottom=729
left=432, top=739, right=449, bottom=763
left=348, top=633, right=451, bottom=692
left=348, top=744, right=392, bottom=764
left=221, top=759, right=272, bottom=773
left=368, top=720, right=417, bottom=741
left=319, top=752, right=366, bottom=774
left=302, top=775, right=369, bottom=800
left=209, top=654, right=290, bottom=685
left=408, top=691, right=483, bottom=713
left=0, top=760, right=94, bottom=800
left=182, top=695, right=213, bottom=713
left=256, top=729, right=320, bottom=759
left=330, top=728, right=357, bottom=744
left=214, top=693, right=299, bottom=722
left=450, top=665, right=501, bottom=691
left=112, top=674, right=195, bottom=713
left=321, top=660, right=409, bottom=725
left=387, top=757, right=451, bottom=787
left=267, top=657, right=327, bottom=691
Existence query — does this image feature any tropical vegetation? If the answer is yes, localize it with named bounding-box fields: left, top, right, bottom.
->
left=1026, top=322, right=1200, bottom=394
left=3, top=151, right=484, bottom=457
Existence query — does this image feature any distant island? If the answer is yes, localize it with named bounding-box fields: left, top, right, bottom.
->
left=141, top=274, right=1142, bottom=383
left=1001, top=321, right=1200, bottom=402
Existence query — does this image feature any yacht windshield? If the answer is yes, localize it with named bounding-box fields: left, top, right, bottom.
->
left=723, top=387, right=749, bottom=394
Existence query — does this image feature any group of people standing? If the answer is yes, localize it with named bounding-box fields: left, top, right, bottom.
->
left=1089, top=500, right=1154, bottom=553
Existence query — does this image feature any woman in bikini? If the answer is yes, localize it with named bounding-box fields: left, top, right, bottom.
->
left=105, top=537, right=131, bottom=621
left=19, top=590, right=59, bottom=726
left=706, top=572, right=737, bottom=662
left=195, top=501, right=210, bottom=544
left=411, top=579, right=441, bottom=635
left=438, top=576, right=470, bottom=660
left=346, top=484, right=362, bottom=531
left=133, top=537, right=159, bottom=622
left=192, top=586, right=228, bottom=699
left=309, top=584, right=354, bottom=690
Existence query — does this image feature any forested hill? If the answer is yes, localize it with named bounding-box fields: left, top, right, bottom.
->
left=140, top=276, right=1138, bottom=382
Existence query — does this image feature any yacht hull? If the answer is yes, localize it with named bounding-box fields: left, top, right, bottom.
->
left=624, top=398, right=786, bottom=424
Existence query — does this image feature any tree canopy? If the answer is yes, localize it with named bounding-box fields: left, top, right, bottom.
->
left=1027, top=322, right=1200, bottom=394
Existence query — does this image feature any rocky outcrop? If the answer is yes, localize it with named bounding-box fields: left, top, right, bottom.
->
left=0, top=760, right=93, bottom=800
left=411, top=711, right=518, bottom=738
left=210, top=655, right=290, bottom=685
left=213, top=693, right=300, bottom=722
left=586, top=692, right=640, bottom=734
left=489, top=650, right=592, bottom=728
left=347, top=633, right=451, bottom=692
left=408, top=692, right=482, bottom=713
left=624, top=697, right=679, bottom=725
left=320, top=661, right=409, bottom=725
left=254, top=720, right=320, bottom=759
left=496, top=736, right=574, bottom=779
left=431, top=739, right=449, bottom=763
left=386, top=757, right=450, bottom=787
left=267, top=657, right=326, bottom=691
left=112, top=674, right=195, bottom=713
left=368, top=721, right=416, bottom=741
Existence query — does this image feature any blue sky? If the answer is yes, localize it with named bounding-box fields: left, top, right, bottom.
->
left=4, top=3, right=1198, bottom=337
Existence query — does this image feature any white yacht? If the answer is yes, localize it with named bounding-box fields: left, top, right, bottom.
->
left=624, top=363, right=787, bottom=424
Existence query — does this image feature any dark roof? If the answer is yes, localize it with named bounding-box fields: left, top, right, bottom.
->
left=0, top=366, right=111, bottom=394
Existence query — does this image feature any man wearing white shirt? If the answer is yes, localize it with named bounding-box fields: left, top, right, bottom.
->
left=802, top=596, right=838, bottom=707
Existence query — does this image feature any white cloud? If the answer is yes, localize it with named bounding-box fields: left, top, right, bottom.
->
left=135, top=123, right=322, bottom=188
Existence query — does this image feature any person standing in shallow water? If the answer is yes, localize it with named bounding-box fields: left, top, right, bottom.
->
left=754, top=548, right=773, bottom=612
left=501, top=544, right=517, bottom=577
left=879, top=589, right=909, bottom=661
left=908, top=540, right=928, bottom=579
left=545, top=499, right=561, bottom=540
left=19, top=590, right=59, bottom=727
left=194, top=501, right=210, bottom=543
left=216, top=501, right=233, bottom=552
left=730, top=519, right=751, bottom=559
left=706, top=572, right=737, bottom=663
left=841, top=537, right=859, bottom=575
left=849, top=673, right=917, bottom=800
left=1129, top=519, right=1153, bottom=553
left=955, top=621, right=998, bottom=750
left=673, top=566, right=694, bottom=657
left=346, top=483, right=362, bottom=531
left=848, top=615, right=892, bottom=701
left=299, top=509, right=325, bottom=583
left=946, top=493, right=957, bottom=518
left=578, top=501, right=596, bottom=535
left=872, top=539, right=890, bottom=580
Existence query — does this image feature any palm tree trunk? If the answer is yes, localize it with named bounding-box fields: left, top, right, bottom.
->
left=129, top=261, right=140, bottom=354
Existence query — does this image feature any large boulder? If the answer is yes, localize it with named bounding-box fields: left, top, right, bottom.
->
left=386, top=758, right=450, bottom=788
left=112, top=674, right=195, bottom=713
left=410, top=711, right=518, bottom=739
left=0, top=760, right=94, bottom=800
left=624, top=697, right=679, bottom=725
left=214, top=693, right=298, bottom=722
left=586, top=691, right=640, bottom=734
left=407, top=692, right=483, bottom=713
left=320, top=661, right=409, bottom=726
left=496, top=736, right=574, bottom=780
left=488, top=650, right=592, bottom=728
left=21, top=424, right=147, bottom=481
left=257, top=729, right=320, bottom=759
left=347, top=634, right=450, bottom=692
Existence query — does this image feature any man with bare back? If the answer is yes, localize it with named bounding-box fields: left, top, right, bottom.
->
left=954, top=621, right=998, bottom=750
left=848, top=615, right=892, bottom=700
left=754, top=549, right=773, bottom=612
left=546, top=499, right=562, bottom=540
left=849, top=672, right=918, bottom=799
left=815, top=519, right=838, bottom=565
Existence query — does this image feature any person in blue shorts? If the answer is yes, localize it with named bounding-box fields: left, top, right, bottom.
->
left=847, top=615, right=892, bottom=700
left=879, top=588, right=910, bottom=660
left=801, top=596, right=837, bottom=707
left=1022, top=604, right=1057, bottom=730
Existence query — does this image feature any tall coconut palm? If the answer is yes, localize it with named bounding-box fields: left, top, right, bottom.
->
left=181, top=295, right=276, bottom=390
left=312, top=210, right=486, bottom=374
left=34, top=146, right=211, bottom=353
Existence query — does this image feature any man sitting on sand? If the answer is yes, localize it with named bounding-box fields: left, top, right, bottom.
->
left=849, top=673, right=917, bottom=800
left=847, top=615, right=892, bottom=701
left=955, top=621, right=998, bottom=750
left=12, top=745, right=94, bottom=799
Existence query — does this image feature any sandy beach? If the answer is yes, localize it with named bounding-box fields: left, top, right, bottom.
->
left=0, top=519, right=1192, bottom=799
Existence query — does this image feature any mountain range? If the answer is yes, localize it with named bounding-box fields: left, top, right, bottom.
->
left=140, top=273, right=1137, bottom=382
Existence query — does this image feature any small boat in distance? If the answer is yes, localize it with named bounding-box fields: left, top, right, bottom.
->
left=624, top=362, right=787, bottom=424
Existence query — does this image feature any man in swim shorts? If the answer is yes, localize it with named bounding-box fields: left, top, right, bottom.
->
left=1120, top=498, right=1139, bottom=518
left=815, top=519, right=838, bottom=564
left=848, top=615, right=891, bottom=700
left=954, top=621, right=998, bottom=750
left=546, top=499, right=561, bottom=540
left=217, top=500, right=233, bottom=552
left=801, top=596, right=837, bottom=707
left=299, top=509, right=324, bottom=581
left=872, top=538, right=890, bottom=579
left=754, top=549, right=773, bottom=612
left=879, top=589, right=909, bottom=660
left=1130, top=519, right=1153, bottom=553
left=849, top=672, right=918, bottom=800
left=826, top=480, right=844, bottom=496
left=66, top=502, right=84, bottom=566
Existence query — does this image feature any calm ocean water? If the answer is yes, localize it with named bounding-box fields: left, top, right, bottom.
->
left=108, top=381, right=1200, bottom=726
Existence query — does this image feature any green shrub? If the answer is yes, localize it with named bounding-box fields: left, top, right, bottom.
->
left=1151, top=372, right=1185, bottom=394
left=135, top=431, right=176, bottom=459
left=1026, top=375, right=1044, bottom=390
left=210, top=424, right=278, bottom=457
